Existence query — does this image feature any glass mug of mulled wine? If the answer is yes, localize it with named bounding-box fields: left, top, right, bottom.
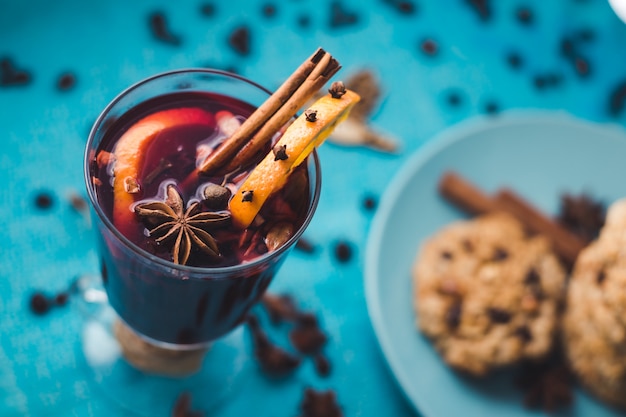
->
left=83, top=69, right=321, bottom=350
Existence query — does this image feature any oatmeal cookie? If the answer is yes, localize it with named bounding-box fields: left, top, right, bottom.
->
left=413, top=213, right=566, bottom=376
left=563, top=199, right=626, bottom=409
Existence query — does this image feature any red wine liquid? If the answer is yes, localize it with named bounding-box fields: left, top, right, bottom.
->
left=89, top=91, right=314, bottom=345
left=92, top=91, right=311, bottom=268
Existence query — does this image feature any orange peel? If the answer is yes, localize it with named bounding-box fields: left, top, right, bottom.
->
left=111, top=108, right=214, bottom=238
left=229, top=89, right=360, bottom=229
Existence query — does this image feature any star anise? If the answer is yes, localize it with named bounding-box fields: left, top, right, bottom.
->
left=134, top=184, right=230, bottom=265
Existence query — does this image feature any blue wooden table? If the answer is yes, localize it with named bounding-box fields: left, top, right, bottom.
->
left=2, top=0, right=626, bottom=416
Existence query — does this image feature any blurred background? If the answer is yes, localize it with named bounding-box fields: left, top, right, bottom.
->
left=2, top=0, right=626, bottom=416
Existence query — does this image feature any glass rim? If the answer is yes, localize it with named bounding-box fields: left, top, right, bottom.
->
left=83, top=68, right=322, bottom=277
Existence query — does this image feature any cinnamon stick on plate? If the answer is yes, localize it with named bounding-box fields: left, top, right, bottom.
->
left=438, top=171, right=498, bottom=215
left=198, top=47, right=341, bottom=175
left=438, top=171, right=587, bottom=265
left=494, top=189, right=586, bottom=265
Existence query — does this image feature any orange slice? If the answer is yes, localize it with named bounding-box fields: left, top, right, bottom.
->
left=229, top=89, right=360, bottom=229
left=111, top=108, right=214, bottom=237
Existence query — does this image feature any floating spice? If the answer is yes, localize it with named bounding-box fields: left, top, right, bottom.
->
left=134, top=185, right=230, bottom=265
left=272, top=144, right=288, bottom=161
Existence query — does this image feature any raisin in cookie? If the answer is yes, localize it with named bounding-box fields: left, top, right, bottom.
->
left=563, top=199, right=626, bottom=409
left=413, top=213, right=566, bottom=376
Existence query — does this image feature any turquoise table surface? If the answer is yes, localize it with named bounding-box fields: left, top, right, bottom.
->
left=2, top=0, right=626, bottom=416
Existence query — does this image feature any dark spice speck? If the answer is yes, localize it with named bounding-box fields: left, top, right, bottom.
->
left=446, top=91, right=462, bottom=107
left=329, top=1, right=359, bottom=28
left=362, top=194, right=377, bottom=211
left=574, top=56, right=591, bottom=77
left=334, top=241, right=353, bottom=263
left=465, top=0, right=491, bottom=22
left=57, top=72, right=76, bottom=91
left=296, top=237, right=316, bottom=254
left=314, top=354, right=332, bottom=377
left=34, top=191, right=54, bottom=210
left=30, top=293, right=51, bottom=315
left=228, top=26, right=251, bottom=56
left=506, top=51, right=524, bottom=69
left=148, top=11, right=182, bottom=46
left=608, top=80, right=626, bottom=117
left=419, top=38, right=438, bottom=56
left=0, top=57, right=32, bottom=87
left=382, top=0, right=418, bottom=15
left=297, top=14, right=311, bottom=28
left=199, top=2, right=216, bottom=17
left=261, top=3, right=277, bottom=18
left=484, top=101, right=500, bottom=115
left=299, top=388, right=343, bottom=417
left=515, top=6, right=534, bottom=25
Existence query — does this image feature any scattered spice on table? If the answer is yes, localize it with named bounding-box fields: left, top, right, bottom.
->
left=228, top=26, right=251, bottom=56
left=171, top=392, right=204, bottom=417
left=328, top=1, right=359, bottom=28
left=149, top=11, right=182, bottom=46
left=295, top=237, right=317, bottom=254
left=515, top=352, right=574, bottom=412
left=0, top=57, right=32, bottom=87
left=334, top=241, right=353, bottom=263
left=298, top=388, right=343, bottom=417
left=34, top=191, right=54, bottom=210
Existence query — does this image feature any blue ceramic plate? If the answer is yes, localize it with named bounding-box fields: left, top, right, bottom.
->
left=365, top=113, right=626, bottom=417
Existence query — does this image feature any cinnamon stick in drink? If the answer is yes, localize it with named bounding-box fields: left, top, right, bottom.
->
left=198, top=48, right=340, bottom=175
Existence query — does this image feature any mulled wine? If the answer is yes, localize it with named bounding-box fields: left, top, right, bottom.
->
left=91, top=91, right=311, bottom=268
left=84, top=70, right=321, bottom=346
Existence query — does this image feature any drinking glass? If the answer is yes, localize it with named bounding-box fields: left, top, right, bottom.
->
left=81, top=69, right=321, bottom=415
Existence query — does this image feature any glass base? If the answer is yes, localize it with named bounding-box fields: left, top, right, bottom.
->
left=80, top=298, right=250, bottom=416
